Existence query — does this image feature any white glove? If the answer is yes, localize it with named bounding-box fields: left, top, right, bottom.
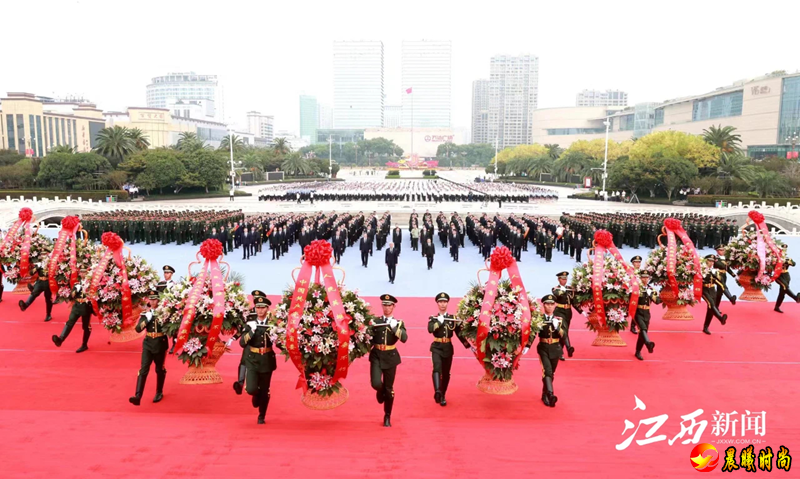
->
left=75, top=284, right=82, bottom=292
left=247, top=321, right=258, bottom=332
left=387, top=318, right=398, bottom=329
left=552, top=318, right=562, bottom=330
left=522, top=347, right=530, bottom=355
left=145, top=311, right=153, bottom=322
left=226, top=338, right=234, bottom=347
left=437, top=314, right=444, bottom=324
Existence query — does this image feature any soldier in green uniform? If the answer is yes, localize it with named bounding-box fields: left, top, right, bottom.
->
left=774, top=245, right=798, bottom=313
left=51, top=282, right=93, bottom=353
left=629, top=256, right=642, bottom=334
left=240, top=296, right=276, bottom=425
left=714, top=245, right=737, bottom=306
left=231, top=290, right=266, bottom=395
left=370, top=294, right=408, bottom=427
left=524, top=294, right=562, bottom=408
left=702, top=255, right=728, bottom=335
left=18, top=263, right=53, bottom=322
left=129, top=290, right=169, bottom=405
left=427, top=292, right=471, bottom=407
left=552, top=272, right=576, bottom=360
left=634, top=272, right=660, bottom=361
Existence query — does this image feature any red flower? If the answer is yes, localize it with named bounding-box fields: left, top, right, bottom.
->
left=594, top=230, right=614, bottom=248
left=664, top=218, right=682, bottom=231
left=489, top=246, right=514, bottom=271
left=199, top=239, right=223, bottom=260
left=304, top=240, right=333, bottom=266
left=18, top=208, right=33, bottom=222
left=492, top=332, right=499, bottom=340
left=101, top=232, right=123, bottom=251
left=748, top=210, right=765, bottom=224
left=61, top=216, right=80, bottom=231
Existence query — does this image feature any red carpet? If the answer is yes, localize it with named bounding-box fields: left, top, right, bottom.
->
left=0, top=295, right=798, bottom=478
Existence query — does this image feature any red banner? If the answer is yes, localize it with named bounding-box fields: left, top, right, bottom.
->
left=748, top=211, right=783, bottom=281
left=89, top=232, right=133, bottom=328
left=592, top=230, right=639, bottom=325
left=663, top=218, right=703, bottom=301
left=475, top=246, right=533, bottom=371
left=1, top=208, right=35, bottom=279
left=48, top=216, right=81, bottom=295
left=174, top=239, right=225, bottom=354
left=285, top=241, right=350, bottom=391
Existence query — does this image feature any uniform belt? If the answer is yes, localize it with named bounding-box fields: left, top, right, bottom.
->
left=433, top=337, right=451, bottom=343
left=637, top=305, right=650, bottom=310
left=540, top=337, right=560, bottom=344
left=374, top=344, right=397, bottom=351
left=249, top=346, right=273, bottom=354
left=146, top=332, right=165, bottom=338
left=555, top=303, right=570, bottom=309
left=704, top=283, right=715, bottom=288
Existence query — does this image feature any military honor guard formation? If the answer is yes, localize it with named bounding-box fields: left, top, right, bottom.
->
left=0, top=205, right=797, bottom=428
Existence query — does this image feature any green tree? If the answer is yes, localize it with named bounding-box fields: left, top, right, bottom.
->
left=190, top=149, right=229, bottom=192
left=128, top=128, right=151, bottom=151
left=651, top=156, right=698, bottom=201
left=93, top=126, right=135, bottom=167
left=702, top=125, right=742, bottom=155
left=219, top=134, right=244, bottom=153
left=272, top=138, right=291, bottom=156
left=103, top=170, right=129, bottom=189
left=609, top=157, right=655, bottom=196
left=176, top=132, right=207, bottom=152
left=630, top=130, right=721, bottom=168
left=132, top=149, right=186, bottom=194
left=555, top=150, right=592, bottom=182
left=544, top=144, right=563, bottom=160
left=563, top=139, right=632, bottom=162
left=0, top=158, right=35, bottom=188
left=0, top=149, right=25, bottom=167
left=749, top=170, right=789, bottom=198
left=716, top=153, right=755, bottom=194
left=48, top=145, right=75, bottom=155
left=528, top=155, right=555, bottom=180
left=331, top=163, right=341, bottom=178
left=281, top=153, right=311, bottom=176
left=37, top=153, right=111, bottom=189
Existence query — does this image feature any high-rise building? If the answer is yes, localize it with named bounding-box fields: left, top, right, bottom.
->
left=146, top=72, right=218, bottom=118
left=384, top=105, right=402, bottom=128
left=576, top=89, right=628, bottom=107
left=488, top=54, right=539, bottom=148
left=471, top=79, right=494, bottom=144
left=333, top=41, right=384, bottom=129
left=299, top=95, right=318, bottom=143
left=401, top=40, right=451, bottom=128
left=318, top=103, right=333, bottom=129
left=246, top=111, right=274, bottom=142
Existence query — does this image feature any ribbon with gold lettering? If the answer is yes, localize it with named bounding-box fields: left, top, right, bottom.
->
left=474, top=246, right=532, bottom=372
left=286, top=240, right=349, bottom=391
left=592, top=230, right=639, bottom=325
left=663, top=218, right=703, bottom=301
left=48, top=216, right=81, bottom=295
left=88, top=232, right=133, bottom=327
left=747, top=211, right=783, bottom=281
left=0, top=208, right=35, bottom=279
left=174, top=239, right=226, bottom=354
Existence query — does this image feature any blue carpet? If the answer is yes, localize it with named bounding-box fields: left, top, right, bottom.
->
left=7, top=229, right=798, bottom=301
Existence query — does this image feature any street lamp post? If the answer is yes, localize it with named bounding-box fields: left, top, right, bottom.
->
left=494, top=136, right=499, bottom=178
left=601, top=118, right=610, bottom=200
left=328, top=135, right=333, bottom=180
left=228, top=128, right=235, bottom=190
left=786, top=133, right=799, bottom=159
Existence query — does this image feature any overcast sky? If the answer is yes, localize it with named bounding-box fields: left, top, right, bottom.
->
left=2, top=0, right=797, bottom=136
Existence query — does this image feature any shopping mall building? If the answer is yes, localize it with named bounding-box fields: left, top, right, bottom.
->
left=531, top=71, right=800, bottom=159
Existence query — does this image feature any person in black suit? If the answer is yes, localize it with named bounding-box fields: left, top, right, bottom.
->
left=385, top=242, right=399, bottom=283
left=392, top=227, right=402, bottom=255
left=219, top=226, right=229, bottom=255
left=574, top=233, right=585, bottom=263
left=359, top=233, right=371, bottom=267
left=449, top=227, right=459, bottom=262
left=423, top=238, right=435, bottom=270
left=241, top=228, right=251, bottom=260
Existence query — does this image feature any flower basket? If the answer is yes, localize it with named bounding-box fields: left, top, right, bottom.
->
left=736, top=269, right=767, bottom=302
left=11, top=274, right=37, bottom=294
left=587, top=308, right=627, bottom=347
left=456, top=247, right=543, bottom=395
left=179, top=341, right=227, bottom=385
left=273, top=240, right=375, bottom=409
left=659, top=287, right=695, bottom=321
left=48, top=217, right=101, bottom=304
left=0, top=208, right=52, bottom=294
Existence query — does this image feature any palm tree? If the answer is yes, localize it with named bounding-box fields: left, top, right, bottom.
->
left=176, top=132, right=206, bottom=152
left=49, top=145, right=75, bottom=154
left=93, top=126, right=135, bottom=166
left=528, top=156, right=554, bottom=181
left=716, top=153, right=755, bottom=194
left=556, top=151, right=591, bottom=182
left=544, top=143, right=563, bottom=160
left=272, top=137, right=290, bottom=156
left=749, top=170, right=787, bottom=198
left=281, top=154, right=311, bottom=176
left=219, top=134, right=244, bottom=153
left=127, top=128, right=150, bottom=151
left=702, top=125, right=742, bottom=155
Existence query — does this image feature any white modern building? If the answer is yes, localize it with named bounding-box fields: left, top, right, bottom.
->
left=488, top=54, right=539, bottom=148
left=273, top=130, right=310, bottom=151
left=401, top=40, right=452, bottom=128
left=576, top=89, right=628, bottom=107
left=333, top=41, right=384, bottom=129
left=246, top=111, right=274, bottom=143
left=167, top=99, right=216, bottom=120
left=471, top=79, right=494, bottom=144
left=384, top=105, right=402, bottom=128
left=318, top=103, right=334, bottom=129
left=146, top=72, right=219, bottom=119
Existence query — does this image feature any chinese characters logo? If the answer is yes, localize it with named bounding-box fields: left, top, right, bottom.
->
left=689, top=443, right=719, bottom=472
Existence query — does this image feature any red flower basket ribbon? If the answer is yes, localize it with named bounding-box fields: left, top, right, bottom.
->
left=475, top=246, right=533, bottom=370
left=48, top=216, right=81, bottom=295
left=0, top=208, right=36, bottom=279
left=89, top=232, right=134, bottom=329
left=591, top=230, right=639, bottom=327
left=285, top=240, right=349, bottom=391
left=663, top=218, right=702, bottom=301
left=747, top=210, right=783, bottom=280
left=174, top=239, right=227, bottom=354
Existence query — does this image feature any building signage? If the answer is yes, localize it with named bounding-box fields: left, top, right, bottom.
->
left=139, top=112, right=166, bottom=120
left=424, top=135, right=455, bottom=142
left=750, top=85, right=770, bottom=95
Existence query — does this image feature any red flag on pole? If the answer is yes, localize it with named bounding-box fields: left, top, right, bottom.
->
left=406, top=87, right=412, bottom=94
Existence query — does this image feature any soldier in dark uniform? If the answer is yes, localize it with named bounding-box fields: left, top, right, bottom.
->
left=370, top=294, right=408, bottom=427
left=524, top=294, right=562, bottom=408
left=634, top=272, right=660, bottom=361
left=51, top=282, right=93, bottom=353
left=240, top=296, right=276, bottom=424
left=231, top=290, right=267, bottom=395
left=714, top=245, right=737, bottom=307
left=775, top=246, right=798, bottom=313
left=552, top=272, right=576, bottom=360
left=629, top=256, right=643, bottom=334
left=18, top=263, right=54, bottom=322
left=161, top=265, right=179, bottom=354
left=427, top=292, right=471, bottom=406
left=702, top=255, right=728, bottom=335
left=129, top=290, right=169, bottom=405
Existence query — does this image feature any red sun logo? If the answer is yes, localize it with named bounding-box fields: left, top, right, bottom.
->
left=689, top=443, right=719, bottom=472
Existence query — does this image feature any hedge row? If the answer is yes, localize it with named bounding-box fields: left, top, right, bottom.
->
left=0, top=190, right=130, bottom=202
